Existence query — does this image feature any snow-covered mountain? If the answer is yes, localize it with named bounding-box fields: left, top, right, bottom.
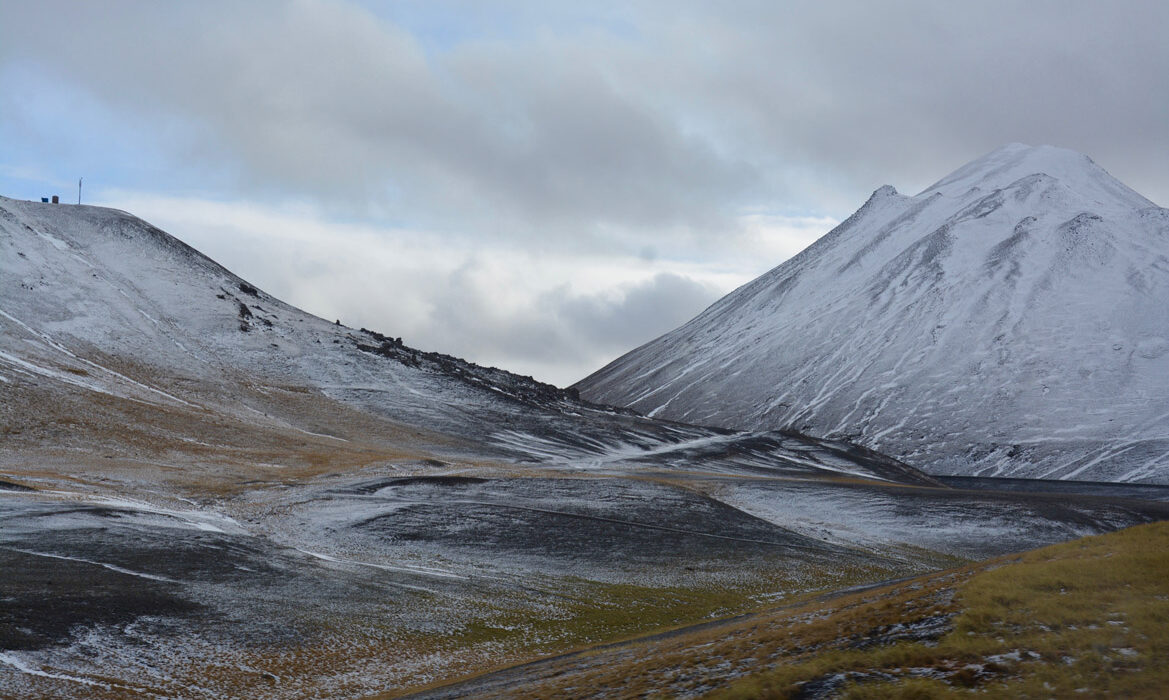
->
left=577, top=144, right=1169, bottom=484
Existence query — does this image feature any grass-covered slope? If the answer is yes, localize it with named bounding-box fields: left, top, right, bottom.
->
left=444, top=520, right=1169, bottom=699
left=718, top=519, right=1169, bottom=699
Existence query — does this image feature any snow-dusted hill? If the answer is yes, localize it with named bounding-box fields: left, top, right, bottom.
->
left=577, top=144, right=1169, bottom=483
left=0, top=194, right=936, bottom=485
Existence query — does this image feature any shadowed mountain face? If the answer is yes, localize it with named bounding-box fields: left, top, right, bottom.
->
left=3, top=190, right=1168, bottom=698
left=576, top=144, right=1169, bottom=484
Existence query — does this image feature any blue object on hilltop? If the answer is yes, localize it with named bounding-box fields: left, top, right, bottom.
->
left=41, top=197, right=49, bottom=202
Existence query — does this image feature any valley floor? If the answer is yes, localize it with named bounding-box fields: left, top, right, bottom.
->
left=3, top=459, right=1167, bottom=699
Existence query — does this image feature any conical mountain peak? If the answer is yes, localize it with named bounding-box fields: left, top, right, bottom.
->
left=919, top=143, right=1153, bottom=209
left=577, top=146, right=1169, bottom=484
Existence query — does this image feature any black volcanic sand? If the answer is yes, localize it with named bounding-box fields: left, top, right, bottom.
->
left=338, top=476, right=864, bottom=579
left=0, top=547, right=199, bottom=651
left=314, top=473, right=1169, bottom=582
left=937, top=475, right=1169, bottom=501
left=0, top=502, right=422, bottom=653
left=705, top=476, right=1169, bottom=560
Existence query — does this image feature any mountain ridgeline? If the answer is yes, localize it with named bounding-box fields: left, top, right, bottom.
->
left=576, top=144, right=1169, bottom=484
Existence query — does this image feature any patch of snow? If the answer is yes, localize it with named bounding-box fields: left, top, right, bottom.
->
left=0, top=652, right=109, bottom=689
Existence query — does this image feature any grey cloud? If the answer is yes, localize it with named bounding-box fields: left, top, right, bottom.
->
left=3, top=0, right=1166, bottom=234
left=0, top=0, right=756, bottom=236
left=549, top=273, right=716, bottom=355
left=655, top=1, right=1169, bottom=206
left=422, top=257, right=573, bottom=363
left=417, top=267, right=718, bottom=384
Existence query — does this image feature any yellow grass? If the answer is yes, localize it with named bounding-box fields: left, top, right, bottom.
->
left=716, top=520, right=1169, bottom=699
left=449, top=522, right=1169, bottom=699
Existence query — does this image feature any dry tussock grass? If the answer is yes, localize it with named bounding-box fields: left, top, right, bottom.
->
left=0, top=356, right=468, bottom=498
left=428, top=521, right=1169, bottom=699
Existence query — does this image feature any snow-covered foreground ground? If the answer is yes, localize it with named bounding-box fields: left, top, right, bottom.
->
left=3, top=194, right=1169, bottom=697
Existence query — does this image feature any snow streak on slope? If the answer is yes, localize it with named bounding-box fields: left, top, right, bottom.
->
left=577, top=144, right=1169, bottom=483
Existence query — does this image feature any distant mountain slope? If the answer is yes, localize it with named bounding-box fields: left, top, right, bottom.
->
left=576, top=144, right=1169, bottom=483
left=0, top=194, right=934, bottom=487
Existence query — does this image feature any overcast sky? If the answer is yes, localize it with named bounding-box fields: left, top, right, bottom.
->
left=2, top=1, right=1166, bottom=385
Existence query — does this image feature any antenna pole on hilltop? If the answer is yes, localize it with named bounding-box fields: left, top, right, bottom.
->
left=78, top=177, right=82, bottom=205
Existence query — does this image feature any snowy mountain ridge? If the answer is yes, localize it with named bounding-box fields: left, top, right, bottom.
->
left=576, top=144, right=1169, bottom=483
